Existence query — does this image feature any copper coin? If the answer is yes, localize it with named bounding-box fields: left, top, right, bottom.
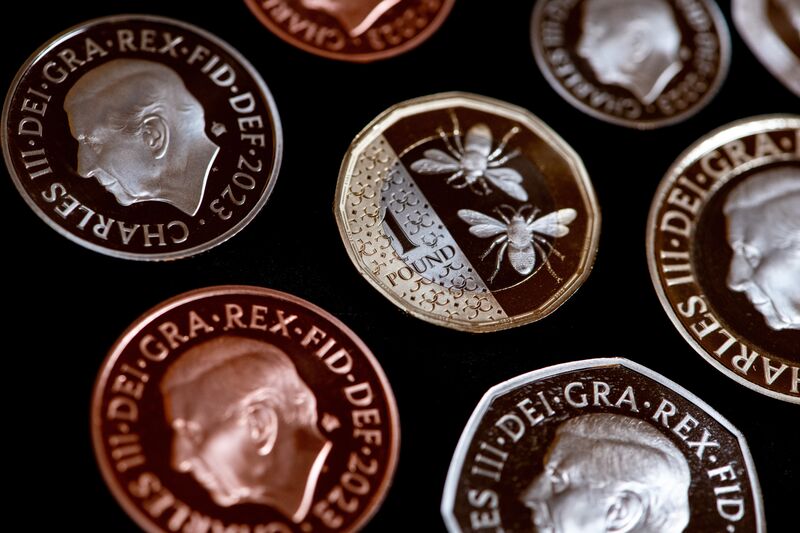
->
left=531, top=0, right=731, bottom=129
left=647, top=115, right=800, bottom=403
left=734, top=0, right=800, bottom=97
left=334, top=92, right=600, bottom=332
left=442, top=358, right=765, bottom=532
left=243, top=0, right=455, bottom=63
left=92, top=286, right=399, bottom=532
left=2, top=15, right=282, bottom=260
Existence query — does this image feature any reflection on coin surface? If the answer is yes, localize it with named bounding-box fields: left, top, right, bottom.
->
left=531, top=0, right=731, bottom=129
left=92, top=286, right=399, bottom=532
left=334, top=93, right=600, bottom=332
left=2, top=15, right=282, bottom=260
left=244, top=0, right=454, bottom=63
left=734, top=0, right=800, bottom=96
left=647, top=115, right=800, bottom=403
left=442, top=358, right=765, bottom=533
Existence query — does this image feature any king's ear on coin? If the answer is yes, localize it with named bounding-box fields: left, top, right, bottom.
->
left=299, top=0, right=402, bottom=37
left=160, top=336, right=331, bottom=521
left=64, top=59, right=219, bottom=216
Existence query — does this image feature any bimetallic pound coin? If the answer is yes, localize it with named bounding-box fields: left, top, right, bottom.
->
left=442, top=358, right=765, bottom=532
left=734, top=0, right=800, bottom=97
left=531, top=0, right=731, bottom=129
left=647, top=115, right=800, bottom=403
left=92, top=286, right=399, bottom=532
left=244, top=0, right=454, bottom=63
left=334, top=93, right=600, bottom=332
left=3, top=15, right=282, bottom=260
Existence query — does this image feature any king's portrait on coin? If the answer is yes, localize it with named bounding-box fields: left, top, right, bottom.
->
left=160, top=336, right=332, bottom=522
left=64, top=59, right=220, bottom=216
left=577, top=0, right=683, bottom=106
left=299, top=0, right=401, bottom=37
left=520, top=414, right=691, bottom=533
left=723, top=167, right=800, bottom=331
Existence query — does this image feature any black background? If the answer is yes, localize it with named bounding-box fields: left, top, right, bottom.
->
left=4, top=1, right=798, bottom=531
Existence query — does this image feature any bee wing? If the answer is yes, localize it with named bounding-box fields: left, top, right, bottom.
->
left=484, top=168, right=528, bottom=201
left=528, top=208, right=578, bottom=238
left=508, top=245, right=536, bottom=275
left=465, top=124, right=493, bottom=157
left=410, top=149, right=459, bottom=174
left=457, top=209, right=506, bottom=238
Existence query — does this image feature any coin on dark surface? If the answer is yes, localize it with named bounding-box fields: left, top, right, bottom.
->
left=92, top=286, right=399, bottom=532
left=442, top=358, right=765, bottom=533
left=647, top=115, right=800, bottom=403
left=334, top=92, right=600, bottom=332
left=734, top=0, right=800, bottom=97
left=531, top=0, right=731, bottom=129
left=243, top=0, right=454, bottom=63
left=2, top=15, right=282, bottom=260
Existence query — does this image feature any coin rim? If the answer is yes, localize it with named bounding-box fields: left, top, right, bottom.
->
left=90, top=285, right=400, bottom=533
left=1, top=14, right=284, bottom=261
left=645, top=114, right=800, bottom=404
left=440, top=357, right=766, bottom=532
left=333, top=91, right=601, bottom=333
left=530, top=0, right=733, bottom=130
left=242, top=0, right=456, bottom=63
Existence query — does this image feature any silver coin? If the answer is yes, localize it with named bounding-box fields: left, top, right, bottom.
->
left=442, top=358, right=765, bottom=532
left=734, top=0, right=800, bottom=97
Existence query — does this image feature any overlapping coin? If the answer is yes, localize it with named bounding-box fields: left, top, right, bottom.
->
left=647, top=115, right=799, bottom=403
left=531, top=0, right=731, bottom=128
left=2, top=15, right=282, bottom=260
left=244, top=0, right=455, bottom=63
left=442, top=358, right=765, bottom=532
left=733, top=0, right=800, bottom=96
left=334, top=92, right=600, bottom=332
left=92, top=286, right=399, bottom=532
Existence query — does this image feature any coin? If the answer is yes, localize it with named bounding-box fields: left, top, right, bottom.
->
left=442, top=358, right=765, bottom=533
left=243, top=0, right=455, bottom=63
left=733, top=0, right=800, bottom=97
left=647, top=115, right=799, bottom=403
left=2, top=15, right=282, bottom=260
left=334, top=92, right=600, bottom=332
left=92, top=286, right=399, bottom=532
left=531, top=0, right=731, bottom=129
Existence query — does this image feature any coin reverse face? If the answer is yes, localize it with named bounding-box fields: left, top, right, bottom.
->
left=334, top=93, right=600, bottom=332
left=531, top=0, right=731, bottom=129
left=92, top=286, right=399, bottom=532
left=2, top=15, right=282, bottom=260
left=647, top=115, right=800, bottom=403
left=243, top=0, right=455, bottom=63
left=442, top=358, right=765, bottom=533
left=733, top=0, right=800, bottom=96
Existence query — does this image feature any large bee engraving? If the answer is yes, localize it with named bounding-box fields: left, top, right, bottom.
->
left=458, top=205, right=577, bottom=282
left=410, top=113, right=528, bottom=201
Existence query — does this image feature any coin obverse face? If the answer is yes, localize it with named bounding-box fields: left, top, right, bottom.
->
left=531, top=0, right=731, bottom=129
left=334, top=93, right=600, bottom=332
left=733, top=0, right=800, bottom=96
left=3, top=15, right=282, bottom=260
left=647, top=115, right=800, bottom=404
left=244, top=0, right=455, bottom=63
left=442, top=358, right=765, bottom=533
left=92, top=286, right=399, bottom=533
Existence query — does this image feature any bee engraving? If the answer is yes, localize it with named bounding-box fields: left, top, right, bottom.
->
left=410, top=112, right=527, bottom=201
left=458, top=205, right=577, bottom=283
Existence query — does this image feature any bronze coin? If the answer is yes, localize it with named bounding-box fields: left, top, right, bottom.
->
left=92, top=286, right=399, bottom=532
left=647, top=115, right=799, bottom=403
left=442, top=358, right=765, bottom=532
left=334, top=92, right=600, bottom=332
left=2, top=15, right=282, bottom=260
left=734, top=0, right=800, bottom=96
left=243, top=0, right=455, bottom=63
left=531, top=0, right=731, bottom=129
